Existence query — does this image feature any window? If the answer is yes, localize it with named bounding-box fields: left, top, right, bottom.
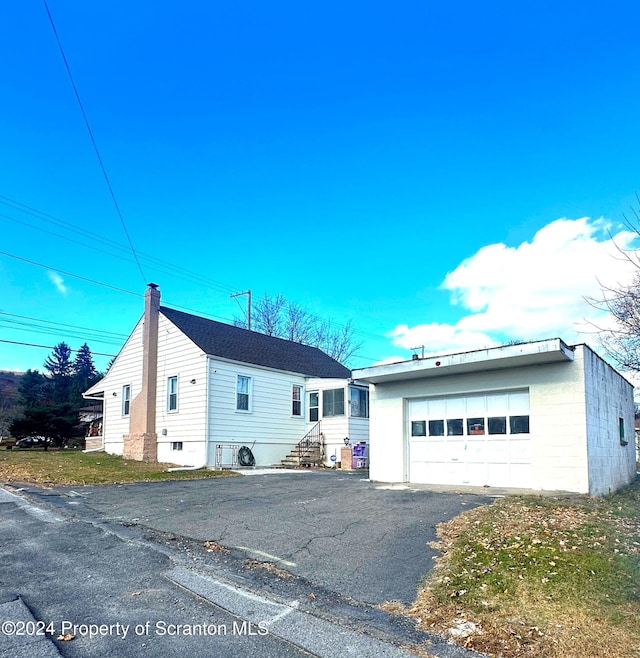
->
left=236, top=375, right=251, bottom=411
left=509, top=415, right=530, bottom=434
left=309, top=392, right=319, bottom=422
left=428, top=420, right=445, bottom=436
left=619, top=417, right=628, bottom=446
left=411, top=421, right=427, bottom=436
left=292, top=385, right=303, bottom=417
left=167, top=376, right=178, bottom=412
left=488, top=416, right=507, bottom=434
left=323, top=388, right=345, bottom=417
left=467, top=417, right=485, bottom=435
left=350, top=388, right=369, bottom=418
left=122, top=384, right=131, bottom=416
left=171, top=442, right=183, bottom=451
left=446, top=419, right=464, bottom=436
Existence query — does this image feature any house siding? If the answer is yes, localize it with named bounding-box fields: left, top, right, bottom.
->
left=155, top=314, right=209, bottom=466
left=206, top=359, right=308, bottom=467
left=97, top=319, right=144, bottom=455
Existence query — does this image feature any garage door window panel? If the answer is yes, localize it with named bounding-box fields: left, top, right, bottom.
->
left=467, top=417, right=485, bottom=435
left=411, top=421, right=427, bottom=436
left=509, top=415, right=530, bottom=434
left=446, top=419, right=464, bottom=436
left=428, top=420, right=445, bottom=436
left=488, top=416, right=507, bottom=434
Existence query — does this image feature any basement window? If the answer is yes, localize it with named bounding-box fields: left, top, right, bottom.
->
left=171, top=442, right=183, bottom=451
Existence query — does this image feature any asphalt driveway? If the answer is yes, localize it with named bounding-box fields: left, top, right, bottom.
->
left=45, top=471, right=492, bottom=605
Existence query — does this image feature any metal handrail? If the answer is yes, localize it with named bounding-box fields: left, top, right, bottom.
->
left=297, top=421, right=322, bottom=465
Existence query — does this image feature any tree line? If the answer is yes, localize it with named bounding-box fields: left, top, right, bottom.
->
left=8, top=342, right=102, bottom=449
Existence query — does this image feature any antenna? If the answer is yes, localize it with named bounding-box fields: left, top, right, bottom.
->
left=410, top=345, right=425, bottom=359
left=230, top=290, right=252, bottom=330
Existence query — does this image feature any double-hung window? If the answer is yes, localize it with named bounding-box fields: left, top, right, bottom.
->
left=292, top=385, right=303, bottom=417
left=237, top=375, right=251, bottom=411
left=167, top=376, right=178, bottom=412
left=122, top=384, right=131, bottom=416
left=309, top=392, right=319, bottom=422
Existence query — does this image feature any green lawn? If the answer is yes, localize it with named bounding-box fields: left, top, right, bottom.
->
left=388, top=479, right=640, bottom=658
left=0, top=448, right=233, bottom=485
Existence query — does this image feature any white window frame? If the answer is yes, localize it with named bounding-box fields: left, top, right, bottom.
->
left=167, top=375, right=179, bottom=413
left=236, top=375, right=252, bottom=412
left=308, top=391, right=319, bottom=422
left=323, top=388, right=345, bottom=417
left=350, top=387, right=369, bottom=418
left=171, top=441, right=183, bottom=451
left=291, top=384, right=303, bottom=417
left=122, top=384, right=131, bottom=417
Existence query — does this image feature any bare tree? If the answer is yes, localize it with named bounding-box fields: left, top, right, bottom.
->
left=253, top=293, right=286, bottom=336
left=589, top=198, right=640, bottom=371
left=237, top=293, right=362, bottom=365
left=591, top=272, right=640, bottom=371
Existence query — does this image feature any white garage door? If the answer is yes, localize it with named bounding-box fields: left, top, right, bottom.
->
left=408, top=390, right=531, bottom=488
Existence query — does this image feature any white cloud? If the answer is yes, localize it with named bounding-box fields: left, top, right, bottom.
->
left=390, top=217, right=638, bottom=355
left=48, top=271, right=68, bottom=295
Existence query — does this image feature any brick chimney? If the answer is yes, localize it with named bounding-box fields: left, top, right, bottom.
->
left=123, top=283, right=160, bottom=462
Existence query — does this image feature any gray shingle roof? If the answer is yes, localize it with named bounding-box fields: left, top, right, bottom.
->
left=160, top=307, right=351, bottom=378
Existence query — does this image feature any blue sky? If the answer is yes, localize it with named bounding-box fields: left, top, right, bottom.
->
left=1, top=1, right=639, bottom=373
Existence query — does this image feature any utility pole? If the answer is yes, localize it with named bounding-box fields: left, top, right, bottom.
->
left=230, top=290, right=252, bottom=330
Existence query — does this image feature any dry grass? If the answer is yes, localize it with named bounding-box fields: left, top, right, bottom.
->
left=0, top=448, right=234, bottom=485
left=396, top=480, right=640, bottom=658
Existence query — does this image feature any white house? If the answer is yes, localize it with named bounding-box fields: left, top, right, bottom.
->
left=352, top=339, right=636, bottom=495
left=84, top=284, right=369, bottom=468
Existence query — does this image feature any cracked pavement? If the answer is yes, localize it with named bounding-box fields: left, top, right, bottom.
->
left=24, top=471, right=491, bottom=605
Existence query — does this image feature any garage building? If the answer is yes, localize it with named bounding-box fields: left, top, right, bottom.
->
left=352, top=339, right=635, bottom=495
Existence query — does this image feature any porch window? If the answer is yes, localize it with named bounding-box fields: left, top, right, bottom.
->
left=236, top=375, right=251, bottom=411
left=292, top=385, right=303, bottom=417
left=309, top=392, right=319, bottom=422
left=350, top=387, right=369, bottom=418
left=167, top=376, right=178, bottom=412
left=122, top=384, right=131, bottom=416
left=323, top=388, right=345, bottom=417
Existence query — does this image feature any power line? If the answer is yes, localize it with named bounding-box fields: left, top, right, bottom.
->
left=0, top=312, right=128, bottom=338
left=0, top=339, right=116, bottom=357
left=0, top=250, right=143, bottom=297
left=0, top=196, right=240, bottom=295
left=42, top=0, right=147, bottom=285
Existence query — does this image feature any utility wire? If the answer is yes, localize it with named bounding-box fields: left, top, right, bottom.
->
left=42, top=0, right=147, bottom=285
left=0, top=196, right=240, bottom=294
left=0, top=312, right=128, bottom=338
left=0, top=250, right=142, bottom=297
left=0, top=339, right=116, bottom=357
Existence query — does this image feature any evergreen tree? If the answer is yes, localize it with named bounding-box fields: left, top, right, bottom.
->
left=10, top=403, right=80, bottom=450
left=71, top=343, right=100, bottom=405
left=44, top=342, right=73, bottom=404
left=17, top=369, right=50, bottom=408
